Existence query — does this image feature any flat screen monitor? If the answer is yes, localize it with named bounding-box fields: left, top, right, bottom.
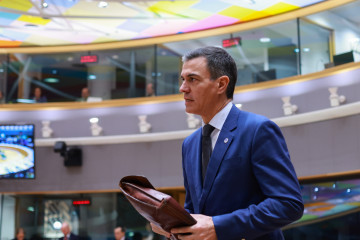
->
left=333, top=51, right=354, bottom=66
left=0, top=124, right=35, bottom=179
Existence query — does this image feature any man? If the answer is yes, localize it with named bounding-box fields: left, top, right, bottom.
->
left=146, top=82, right=156, bottom=97
left=33, top=87, right=47, bottom=103
left=12, top=228, right=26, bottom=240
left=152, top=46, right=304, bottom=240
left=59, top=222, right=79, bottom=240
left=0, top=90, right=4, bottom=104
left=80, top=87, right=89, bottom=102
left=114, top=226, right=129, bottom=240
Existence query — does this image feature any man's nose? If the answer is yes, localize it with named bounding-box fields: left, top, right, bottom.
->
left=179, top=81, right=188, bottom=93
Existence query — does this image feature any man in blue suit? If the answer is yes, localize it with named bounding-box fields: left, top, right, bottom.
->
left=152, top=46, right=304, bottom=239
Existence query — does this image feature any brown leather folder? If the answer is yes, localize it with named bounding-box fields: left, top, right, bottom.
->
left=119, top=175, right=196, bottom=240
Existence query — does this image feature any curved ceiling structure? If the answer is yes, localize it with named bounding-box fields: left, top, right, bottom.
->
left=0, top=0, right=325, bottom=47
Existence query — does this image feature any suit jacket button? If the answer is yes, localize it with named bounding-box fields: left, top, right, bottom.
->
left=224, top=138, right=228, bottom=143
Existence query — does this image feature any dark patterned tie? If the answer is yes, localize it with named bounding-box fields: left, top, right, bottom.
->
left=202, top=124, right=215, bottom=182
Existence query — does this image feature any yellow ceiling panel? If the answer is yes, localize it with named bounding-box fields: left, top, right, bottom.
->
left=241, top=11, right=272, bottom=22
left=148, top=1, right=198, bottom=15
left=219, top=6, right=256, bottom=20
left=17, top=15, right=51, bottom=25
left=0, top=0, right=32, bottom=12
left=264, top=2, right=299, bottom=15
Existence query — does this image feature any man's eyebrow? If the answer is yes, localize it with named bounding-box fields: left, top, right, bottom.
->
left=180, top=73, right=200, bottom=80
left=182, top=73, right=200, bottom=78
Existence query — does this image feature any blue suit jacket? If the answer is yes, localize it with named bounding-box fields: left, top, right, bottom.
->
left=182, top=105, right=304, bottom=240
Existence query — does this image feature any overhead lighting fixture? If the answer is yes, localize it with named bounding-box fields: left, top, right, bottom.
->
left=294, top=48, right=300, bottom=53
left=41, top=0, right=48, bottom=8
left=303, top=48, right=310, bottom=52
left=27, top=206, right=35, bottom=212
left=98, top=1, right=108, bottom=8
left=88, top=74, right=97, bottom=80
left=44, top=78, right=59, bottom=83
left=259, top=37, right=271, bottom=43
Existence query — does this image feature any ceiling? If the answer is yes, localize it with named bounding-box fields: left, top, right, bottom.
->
left=0, top=0, right=325, bottom=47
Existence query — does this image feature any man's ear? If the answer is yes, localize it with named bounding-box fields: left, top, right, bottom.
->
left=217, top=76, right=230, bottom=94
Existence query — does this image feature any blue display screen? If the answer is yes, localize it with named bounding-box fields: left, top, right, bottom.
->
left=0, top=124, right=35, bottom=179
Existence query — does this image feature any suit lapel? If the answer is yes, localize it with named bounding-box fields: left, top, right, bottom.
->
left=190, top=129, right=204, bottom=208
left=199, top=105, right=239, bottom=212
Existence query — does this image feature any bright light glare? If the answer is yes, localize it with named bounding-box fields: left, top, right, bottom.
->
left=89, top=117, right=99, bottom=123
left=53, top=221, right=62, bottom=229
left=98, top=1, right=108, bottom=8
left=259, top=37, right=271, bottom=43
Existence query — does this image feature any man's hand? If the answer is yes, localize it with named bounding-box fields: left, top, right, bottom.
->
left=171, top=214, right=217, bottom=240
left=150, top=223, right=171, bottom=238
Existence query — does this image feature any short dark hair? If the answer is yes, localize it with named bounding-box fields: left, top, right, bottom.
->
left=115, top=226, right=126, bottom=233
left=16, top=228, right=25, bottom=235
left=182, top=46, right=237, bottom=99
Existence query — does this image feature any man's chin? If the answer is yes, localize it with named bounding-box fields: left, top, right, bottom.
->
left=185, top=108, right=198, bottom=115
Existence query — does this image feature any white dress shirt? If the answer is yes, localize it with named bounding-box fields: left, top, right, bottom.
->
left=203, top=102, right=233, bottom=150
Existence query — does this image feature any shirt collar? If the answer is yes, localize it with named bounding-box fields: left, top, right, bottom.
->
left=203, top=102, right=233, bottom=131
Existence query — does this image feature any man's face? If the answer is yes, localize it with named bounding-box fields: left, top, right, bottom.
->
left=82, top=88, right=89, bottom=98
left=114, top=227, right=124, bottom=240
left=180, top=57, right=219, bottom=117
left=35, top=88, right=41, bottom=98
left=61, top=223, right=70, bottom=235
left=16, top=229, right=25, bottom=240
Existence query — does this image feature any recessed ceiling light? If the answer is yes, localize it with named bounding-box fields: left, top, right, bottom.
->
left=294, top=48, right=300, bottom=53
left=41, top=1, right=48, bottom=8
left=259, top=37, right=271, bottom=43
left=303, top=48, right=310, bottom=52
left=88, top=74, right=97, bottom=80
left=44, top=78, right=59, bottom=83
left=98, top=1, right=108, bottom=8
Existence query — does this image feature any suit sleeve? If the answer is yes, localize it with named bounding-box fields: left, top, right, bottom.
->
left=212, top=120, right=304, bottom=240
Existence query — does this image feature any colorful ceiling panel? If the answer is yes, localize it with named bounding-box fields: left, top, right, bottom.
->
left=0, top=0, right=325, bottom=47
